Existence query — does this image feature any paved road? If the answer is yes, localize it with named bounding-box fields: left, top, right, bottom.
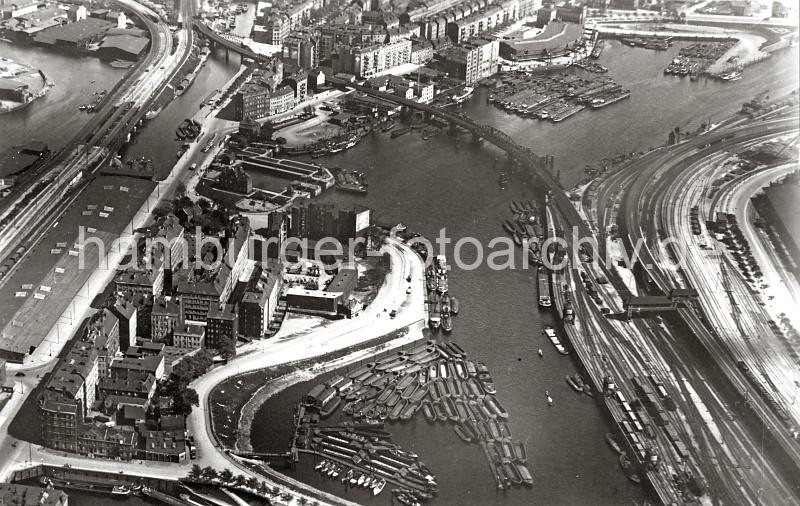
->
left=0, top=237, right=426, bottom=506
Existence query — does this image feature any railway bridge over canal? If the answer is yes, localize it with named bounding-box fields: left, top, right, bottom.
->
left=184, top=23, right=592, bottom=239
left=192, top=22, right=268, bottom=62
left=326, top=76, right=594, bottom=242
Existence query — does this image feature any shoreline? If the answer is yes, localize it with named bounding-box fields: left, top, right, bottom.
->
left=0, top=57, right=50, bottom=115
left=231, top=326, right=425, bottom=453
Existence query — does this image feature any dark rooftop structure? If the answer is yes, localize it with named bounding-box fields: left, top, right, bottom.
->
left=33, top=17, right=113, bottom=47
left=0, top=483, right=69, bottom=506
left=98, top=34, right=150, bottom=61
left=325, top=268, right=357, bottom=299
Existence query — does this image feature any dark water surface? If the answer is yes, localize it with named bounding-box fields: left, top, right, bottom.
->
left=8, top=37, right=797, bottom=505
left=247, top=42, right=799, bottom=505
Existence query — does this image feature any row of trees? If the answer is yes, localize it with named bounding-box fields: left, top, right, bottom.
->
left=160, top=349, right=215, bottom=416
left=186, top=465, right=317, bottom=505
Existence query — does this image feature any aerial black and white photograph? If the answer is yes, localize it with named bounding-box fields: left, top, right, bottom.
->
left=0, top=0, right=798, bottom=504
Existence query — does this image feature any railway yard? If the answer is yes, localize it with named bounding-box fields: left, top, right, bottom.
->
left=537, top=97, right=800, bottom=505
left=289, top=339, right=533, bottom=503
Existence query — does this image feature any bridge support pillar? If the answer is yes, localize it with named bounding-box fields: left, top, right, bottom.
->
left=471, top=131, right=483, bottom=143
left=225, top=47, right=229, bottom=61
left=448, top=120, right=458, bottom=134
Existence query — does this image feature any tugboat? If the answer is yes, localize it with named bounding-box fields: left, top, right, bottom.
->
left=451, top=296, right=460, bottom=315
left=606, top=433, right=624, bottom=456
left=442, top=313, right=454, bottom=333
left=112, top=485, right=131, bottom=496
left=619, top=454, right=641, bottom=484
left=566, top=375, right=583, bottom=393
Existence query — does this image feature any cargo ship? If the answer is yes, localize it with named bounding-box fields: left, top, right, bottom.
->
left=391, top=126, right=412, bottom=138
left=537, top=269, right=552, bottom=308
left=334, top=168, right=368, bottom=193
left=590, top=89, right=631, bottom=108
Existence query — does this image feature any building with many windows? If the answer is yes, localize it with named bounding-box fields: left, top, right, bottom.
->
left=334, top=38, right=412, bottom=79
left=151, top=296, right=180, bottom=342
left=239, top=270, right=282, bottom=338
left=172, top=323, right=206, bottom=349
left=439, top=37, right=498, bottom=85
left=282, top=31, right=318, bottom=69
left=289, top=199, right=371, bottom=244
left=206, top=304, right=238, bottom=350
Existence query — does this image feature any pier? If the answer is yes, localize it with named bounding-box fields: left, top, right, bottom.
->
left=237, top=151, right=333, bottom=187
left=230, top=450, right=294, bottom=468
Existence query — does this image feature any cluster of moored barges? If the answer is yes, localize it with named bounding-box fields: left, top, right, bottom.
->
left=308, top=426, right=436, bottom=501
left=297, top=338, right=531, bottom=494
left=314, top=457, right=387, bottom=495
left=487, top=71, right=630, bottom=121
left=502, top=200, right=544, bottom=263
left=574, top=61, right=609, bottom=74
left=333, top=168, right=368, bottom=194
left=426, top=255, right=459, bottom=331
left=176, top=118, right=201, bottom=141
left=621, top=36, right=672, bottom=50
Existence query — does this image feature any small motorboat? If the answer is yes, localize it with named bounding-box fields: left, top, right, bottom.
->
left=111, top=485, right=130, bottom=496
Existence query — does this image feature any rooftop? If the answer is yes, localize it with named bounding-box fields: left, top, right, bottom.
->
left=0, top=483, right=69, bottom=506
left=100, top=34, right=150, bottom=56
left=33, top=17, right=113, bottom=45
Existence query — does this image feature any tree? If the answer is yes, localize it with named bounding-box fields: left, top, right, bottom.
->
left=201, top=466, right=218, bottom=482
left=246, top=476, right=260, bottom=490
left=281, top=492, right=293, bottom=502
left=153, top=202, right=172, bottom=218
left=188, top=464, right=203, bottom=480
left=219, top=468, right=234, bottom=483
left=175, top=181, right=187, bottom=198
left=234, top=474, right=247, bottom=487
left=298, top=497, right=308, bottom=506
left=217, top=333, right=237, bottom=358
left=173, top=387, right=199, bottom=417
left=271, top=486, right=280, bottom=497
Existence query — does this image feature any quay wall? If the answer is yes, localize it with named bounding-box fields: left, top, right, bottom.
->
left=596, top=28, right=736, bottom=42
left=233, top=327, right=427, bottom=452
left=545, top=204, right=673, bottom=506
left=11, top=464, right=180, bottom=493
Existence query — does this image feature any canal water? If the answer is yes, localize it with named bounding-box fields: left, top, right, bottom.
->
left=4, top=34, right=797, bottom=505
left=0, top=42, right=126, bottom=154
left=246, top=42, right=800, bottom=505
left=121, top=45, right=242, bottom=179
